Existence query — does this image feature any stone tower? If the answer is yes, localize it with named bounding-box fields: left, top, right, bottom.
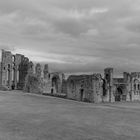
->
left=1, top=50, right=13, bottom=89
left=35, top=63, right=42, bottom=77
left=28, top=61, right=34, bottom=74
left=43, top=64, right=49, bottom=79
left=18, top=57, right=29, bottom=89
left=123, top=72, right=131, bottom=101
left=104, top=68, right=114, bottom=102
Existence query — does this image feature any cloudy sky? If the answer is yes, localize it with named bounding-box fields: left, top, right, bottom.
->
left=0, top=0, right=140, bottom=74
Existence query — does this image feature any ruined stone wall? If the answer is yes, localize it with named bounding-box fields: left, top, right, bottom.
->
left=24, top=74, right=43, bottom=94
left=43, top=64, right=49, bottom=79
left=43, top=72, right=65, bottom=94
left=28, top=61, right=34, bottom=74
left=123, top=72, right=131, bottom=101
left=1, top=50, right=13, bottom=89
left=35, top=63, right=42, bottom=77
left=18, top=57, right=29, bottom=89
left=13, top=54, right=23, bottom=89
left=24, top=63, right=65, bottom=95
left=66, top=76, right=83, bottom=101
left=0, top=62, right=2, bottom=86
left=92, top=74, right=103, bottom=103
left=130, top=72, right=140, bottom=101
left=61, top=79, right=67, bottom=94
left=104, top=68, right=115, bottom=102
left=0, top=50, right=31, bottom=90
left=66, top=74, right=103, bottom=103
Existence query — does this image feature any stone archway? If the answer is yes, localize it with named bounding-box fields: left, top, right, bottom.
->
left=115, top=87, right=123, bottom=101
left=52, top=76, right=60, bottom=93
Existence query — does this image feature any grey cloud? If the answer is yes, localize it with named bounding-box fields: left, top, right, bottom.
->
left=0, top=0, right=140, bottom=74
left=125, top=18, right=140, bottom=33
left=53, top=19, right=89, bottom=37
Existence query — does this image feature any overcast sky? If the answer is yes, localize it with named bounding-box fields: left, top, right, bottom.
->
left=0, top=0, right=140, bottom=74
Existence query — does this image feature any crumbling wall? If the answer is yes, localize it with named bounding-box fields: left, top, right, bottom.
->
left=61, top=79, right=67, bottom=94
left=123, top=72, right=131, bottom=101
left=42, top=72, right=65, bottom=95
left=0, top=50, right=31, bottom=90
left=103, top=68, right=115, bottom=102
left=24, top=74, right=43, bottom=94
left=67, top=75, right=94, bottom=102
left=0, top=50, right=13, bottom=90
left=18, top=57, right=29, bottom=89
left=35, top=63, right=42, bottom=77
left=92, top=74, right=103, bottom=103
left=130, top=72, right=140, bottom=101
left=13, top=54, right=23, bottom=89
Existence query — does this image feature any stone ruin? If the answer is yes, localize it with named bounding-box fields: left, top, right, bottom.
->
left=24, top=63, right=65, bottom=95
left=67, top=68, right=140, bottom=103
left=0, top=49, right=65, bottom=96
left=1, top=49, right=140, bottom=103
left=0, top=49, right=31, bottom=90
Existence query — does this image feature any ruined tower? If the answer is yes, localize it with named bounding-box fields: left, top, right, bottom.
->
left=43, top=64, right=49, bottom=79
left=35, top=63, right=42, bottom=77
left=18, top=57, right=29, bottom=89
left=123, top=72, right=131, bottom=101
left=104, top=68, right=114, bottom=102
left=28, top=61, right=34, bottom=74
left=0, top=50, right=13, bottom=89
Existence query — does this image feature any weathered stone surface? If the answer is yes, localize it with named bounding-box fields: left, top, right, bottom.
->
left=24, top=74, right=43, bottom=94
left=24, top=63, right=65, bottom=95
left=0, top=50, right=30, bottom=90
left=67, top=74, right=103, bottom=103
left=42, top=72, right=65, bottom=95
left=35, top=63, right=42, bottom=77
left=43, top=64, right=49, bottom=79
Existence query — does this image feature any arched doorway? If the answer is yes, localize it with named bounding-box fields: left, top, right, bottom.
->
left=52, top=76, right=60, bottom=93
left=115, top=87, right=123, bottom=101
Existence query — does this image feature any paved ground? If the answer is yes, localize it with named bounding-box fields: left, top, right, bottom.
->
left=0, top=91, right=140, bottom=140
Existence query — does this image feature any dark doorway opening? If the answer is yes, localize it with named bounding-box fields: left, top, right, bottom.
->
left=80, top=89, right=84, bottom=101
left=115, top=87, right=123, bottom=101
left=11, top=81, right=15, bottom=90
left=52, top=76, right=59, bottom=93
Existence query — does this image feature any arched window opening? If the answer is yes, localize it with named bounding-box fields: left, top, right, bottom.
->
left=138, top=84, right=140, bottom=90
left=134, top=84, right=136, bottom=91
left=8, top=64, right=10, bottom=69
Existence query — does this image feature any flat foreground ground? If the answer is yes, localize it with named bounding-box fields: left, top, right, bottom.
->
left=0, top=91, right=140, bottom=140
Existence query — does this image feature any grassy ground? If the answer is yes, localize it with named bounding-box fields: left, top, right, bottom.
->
left=0, top=91, right=139, bottom=140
